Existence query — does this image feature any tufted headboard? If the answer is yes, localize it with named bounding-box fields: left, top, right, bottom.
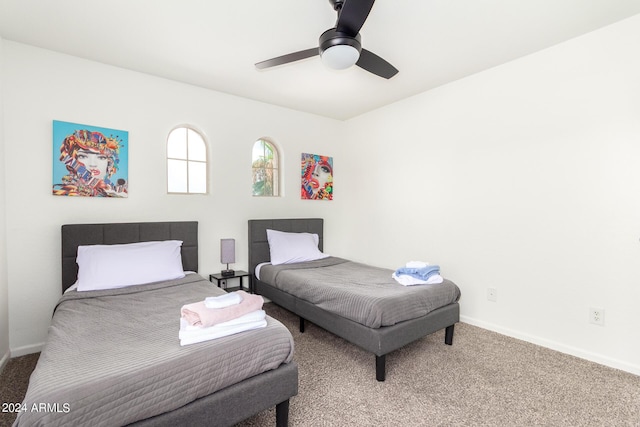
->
left=247, top=218, right=324, bottom=280
left=61, top=221, right=198, bottom=292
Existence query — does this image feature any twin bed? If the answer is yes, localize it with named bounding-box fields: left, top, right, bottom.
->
left=16, top=221, right=297, bottom=427
left=249, top=218, right=461, bottom=382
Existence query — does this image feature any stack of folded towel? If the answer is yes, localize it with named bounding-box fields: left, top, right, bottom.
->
left=392, top=261, right=444, bottom=286
left=179, top=290, right=266, bottom=346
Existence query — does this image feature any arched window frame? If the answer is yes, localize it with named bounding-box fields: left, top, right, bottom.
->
left=252, top=138, right=280, bottom=197
left=167, top=126, right=208, bottom=194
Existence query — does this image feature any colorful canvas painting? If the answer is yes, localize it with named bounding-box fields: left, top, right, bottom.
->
left=301, top=153, right=333, bottom=200
left=52, top=120, right=128, bottom=197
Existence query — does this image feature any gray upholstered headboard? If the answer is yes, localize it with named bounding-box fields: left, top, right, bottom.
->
left=248, top=218, right=324, bottom=279
left=61, top=221, right=198, bottom=292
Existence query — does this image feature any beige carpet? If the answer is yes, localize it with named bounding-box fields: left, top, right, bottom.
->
left=242, top=304, right=640, bottom=426
left=0, top=352, right=39, bottom=427
left=2, top=303, right=639, bottom=426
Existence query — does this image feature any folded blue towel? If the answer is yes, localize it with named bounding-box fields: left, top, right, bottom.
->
left=394, top=265, right=441, bottom=281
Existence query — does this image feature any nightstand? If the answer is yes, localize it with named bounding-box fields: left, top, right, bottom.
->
left=209, top=270, right=251, bottom=293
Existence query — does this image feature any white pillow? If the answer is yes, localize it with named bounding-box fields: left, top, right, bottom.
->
left=76, top=240, right=185, bottom=291
left=266, top=229, right=329, bottom=265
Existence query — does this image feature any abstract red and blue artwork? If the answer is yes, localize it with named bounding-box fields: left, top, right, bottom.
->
left=301, top=152, right=333, bottom=201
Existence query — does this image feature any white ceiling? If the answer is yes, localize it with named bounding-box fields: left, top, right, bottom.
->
left=1, top=0, right=639, bottom=120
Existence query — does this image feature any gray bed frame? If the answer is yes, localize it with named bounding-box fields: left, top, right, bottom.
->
left=61, top=221, right=298, bottom=427
left=248, top=218, right=459, bottom=382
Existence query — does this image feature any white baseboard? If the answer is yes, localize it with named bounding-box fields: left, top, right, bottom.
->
left=0, top=350, right=9, bottom=374
left=10, top=342, right=44, bottom=358
left=460, top=315, right=640, bottom=377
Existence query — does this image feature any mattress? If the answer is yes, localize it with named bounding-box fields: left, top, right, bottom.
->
left=259, top=257, right=461, bottom=328
left=14, top=274, right=294, bottom=427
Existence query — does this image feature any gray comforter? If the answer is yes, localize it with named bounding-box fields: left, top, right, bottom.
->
left=260, top=257, right=461, bottom=328
left=14, top=274, right=294, bottom=427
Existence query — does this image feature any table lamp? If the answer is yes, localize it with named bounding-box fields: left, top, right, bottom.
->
left=220, top=238, right=235, bottom=277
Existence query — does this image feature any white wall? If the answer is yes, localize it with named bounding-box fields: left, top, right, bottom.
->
left=0, top=36, right=10, bottom=370
left=2, top=41, right=347, bottom=354
left=339, top=15, right=640, bottom=374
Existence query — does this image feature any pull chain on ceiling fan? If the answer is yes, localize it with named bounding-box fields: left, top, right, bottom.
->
left=255, top=0, right=398, bottom=79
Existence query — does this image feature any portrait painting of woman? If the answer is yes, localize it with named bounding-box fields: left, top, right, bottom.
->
left=52, top=121, right=128, bottom=197
left=301, top=152, right=333, bottom=201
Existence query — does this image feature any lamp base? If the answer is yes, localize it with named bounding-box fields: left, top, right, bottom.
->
left=221, top=269, right=235, bottom=277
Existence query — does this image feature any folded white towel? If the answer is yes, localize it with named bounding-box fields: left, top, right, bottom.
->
left=204, top=292, right=243, bottom=309
left=405, top=261, right=429, bottom=268
left=392, top=272, right=444, bottom=286
left=179, top=310, right=267, bottom=346
left=179, top=319, right=267, bottom=346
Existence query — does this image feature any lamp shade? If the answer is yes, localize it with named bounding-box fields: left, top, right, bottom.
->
left=220, top=239, right=235, bottom=264
left=321, top=44, right=360, bottom=70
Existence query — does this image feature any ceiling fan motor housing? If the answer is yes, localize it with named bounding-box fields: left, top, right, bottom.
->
left=319, top=28, right=362, bottom=54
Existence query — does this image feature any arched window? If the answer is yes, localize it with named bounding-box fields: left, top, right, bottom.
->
left=252, top=139, right=280, bottom=197
left=167, top=127, right=207, bottom=194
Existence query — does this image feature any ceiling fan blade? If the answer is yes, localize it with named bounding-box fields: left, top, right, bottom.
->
left=336, top=0, right=375, bottom=36
left=356, top=49, right=398, bottom=79
left=255, top=48, right=319, bottom=69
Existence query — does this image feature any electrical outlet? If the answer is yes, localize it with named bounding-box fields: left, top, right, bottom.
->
left=589, top=307, right=605, bottom=326
left=487, top=288, right=497, bottom=302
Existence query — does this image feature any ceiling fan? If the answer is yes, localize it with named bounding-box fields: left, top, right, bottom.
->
left=255, top=0, right=398, bottom=79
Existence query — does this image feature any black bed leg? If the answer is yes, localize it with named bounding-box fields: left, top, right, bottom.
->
left=445, top=324, right=455, bottom=345
left=299, top=317, right=305, bottom=333
left=376, top=354, right=386, bottom=382
left=275, top=399, right=289, bottom=427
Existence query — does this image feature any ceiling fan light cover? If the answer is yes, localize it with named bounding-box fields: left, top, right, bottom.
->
left=321, top=45, right=360, bottom=70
